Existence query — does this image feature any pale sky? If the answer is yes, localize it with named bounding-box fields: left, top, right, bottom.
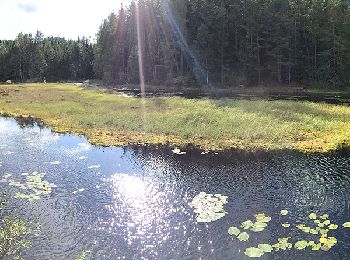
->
left=0, top=0, right=128, bottom=40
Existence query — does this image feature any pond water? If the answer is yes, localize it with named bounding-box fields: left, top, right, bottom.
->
left=1, top=116, right=350, bottom=259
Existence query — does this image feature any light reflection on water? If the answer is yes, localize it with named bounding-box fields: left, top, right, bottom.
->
left=1, top=116, right=350, bottom=259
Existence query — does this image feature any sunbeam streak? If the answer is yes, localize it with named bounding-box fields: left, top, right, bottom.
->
left=136, top=4, right=145, bottom=98
left=160, top=1, right=207, bottom=85
left=136, top=2, right=147, bottom=131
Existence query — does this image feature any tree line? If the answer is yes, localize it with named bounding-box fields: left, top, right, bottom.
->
left=0, top=31, right=94, bottom=82
left=1, top=0, right=350, bottom=87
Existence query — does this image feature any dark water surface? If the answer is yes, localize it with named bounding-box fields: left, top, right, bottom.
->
left=1, top=116, right=350, bottom=260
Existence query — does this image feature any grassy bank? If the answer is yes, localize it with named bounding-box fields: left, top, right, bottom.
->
left=1, top=83, right=350, bottom=152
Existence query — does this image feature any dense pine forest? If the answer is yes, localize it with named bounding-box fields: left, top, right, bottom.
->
left=1, top=0, right=350, bottom=87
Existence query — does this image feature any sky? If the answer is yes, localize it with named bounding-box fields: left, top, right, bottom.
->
left=0, top=0, right=128, bottom=40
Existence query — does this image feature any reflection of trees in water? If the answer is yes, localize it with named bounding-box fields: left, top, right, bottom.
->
left=125, top=144, right=273, bottom=172
left=0, top=192, right=38, bottom=259
left=13, top=116, right=45, bottom=129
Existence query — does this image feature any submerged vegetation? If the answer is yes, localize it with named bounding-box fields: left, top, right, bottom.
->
left=1, top=83, right=350, bottom=152
left=0, top=192, right=39, bottom=259
left=0, top=170, right=56, bottom=257
left=191, top=192, right=350, bottom=258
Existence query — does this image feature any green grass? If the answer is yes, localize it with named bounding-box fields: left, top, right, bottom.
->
left=1, top=83, right=350, bottom=152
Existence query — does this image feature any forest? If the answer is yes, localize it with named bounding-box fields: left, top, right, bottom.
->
left=1, top=0, right=350, bottom=87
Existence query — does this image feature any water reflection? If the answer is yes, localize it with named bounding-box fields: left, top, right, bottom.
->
left=1, top=116, right=350, bottom=259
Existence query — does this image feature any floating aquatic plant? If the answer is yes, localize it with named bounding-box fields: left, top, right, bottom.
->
left=294, top=240, right=308, bottom=250
left=228, top=226, right=240, bottom=236
left=76, top=250, right=90, bottom=260
left=342, top=222, right=350, bottom=228
left=237, top=232, right=250, bottom=241
left=5, top=172, right=56, bottom=201
left=255, top=213, right=271, bottom=223
left=258, top=244, right=273, bottom=253
left=171, top=148, right=186, bottom=155
left=190, top=192, right=228, bottom=223
left=239, top=213, right=271, bottom=233
left=309, top=213, right=317, bottom=220
left=272, top=237, right=293, bottom=251
left=190, top=194, right=350, bottom=258
left=244, top=247, right=264, bottom=258
left=320, top=214, right=329, bottom=220
left=280, top=209, right=288, bottom=216
left=241, top=220, right=254, bottom=229
left=229, top=211, right=345, bottom=257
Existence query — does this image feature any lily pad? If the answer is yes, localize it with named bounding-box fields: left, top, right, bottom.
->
left=320, top=229, right=329, bottom=235
left=251, top=222, right=267, bottom=232
left=301, top=226, right=311, bottom=233
left=294, top=240, right=308, bottom=250
left=308, top=241, right=315, bottom=246
left=343, top=222, right=350, bottom=228
left=323, top=220, right=331, bottom=226
left=244, top=247, right=264, bottom=258
left=228, top=226, right=240, bottom=236
left=280, top=209, right=288, bottom=216
left=282, top=223, right=290, bottom=228
left=5, top=172, right=56, bottom=201
left=329, top=224, right=338, bottom=230
left=309, top=229, right=318, bottom=235
left=324, top=237, right=337, bottom=248
left=274, top=237, right=292, bottom=251
left=320, top=214, right=329, bottom=220
left=296, top=224, right=305, bottom=229
left=309, top=213, right=317, bottom=220
left=319, top=237, right=327, bottom=244
left=241, top=220, right=254, bottom=229
left=237, top=232, right=249, bottom=241
left=311, top=243, right=321, bottom=251
left=258, top=244, right=273, bottom=253
left=318, top=223, right=325, bottom=228
left=255, top=213, right=271, bottom=223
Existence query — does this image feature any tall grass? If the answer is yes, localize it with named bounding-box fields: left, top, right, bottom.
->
left=1, top=83, right=350, bottom=152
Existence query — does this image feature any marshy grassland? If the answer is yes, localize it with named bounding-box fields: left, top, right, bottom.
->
left=1, top=83, right=350, bottom=152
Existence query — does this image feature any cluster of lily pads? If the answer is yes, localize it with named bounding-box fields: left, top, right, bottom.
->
left=191, top=192, right=350, bottom=258
left=228, top=210, right=350, bottom=257
left=228, top=212, right=271, bottom=243
left=3, top=172, right=57, bottom=201
left=190, top=192, right=228, bottom=223
left=228, top=209, right=350, bottom=258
